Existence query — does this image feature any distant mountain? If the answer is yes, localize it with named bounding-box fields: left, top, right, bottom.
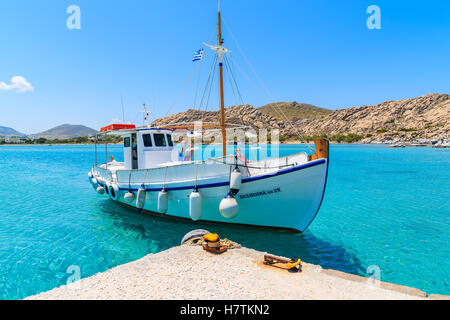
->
left=258, top=102, right=333, bottom=120
left=0, top=126, right=26, bottom=137
left=32, top=124, right=98, bottom=139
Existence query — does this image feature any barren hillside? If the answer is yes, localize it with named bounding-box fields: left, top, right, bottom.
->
left=153, top=94, right=449, bottom=143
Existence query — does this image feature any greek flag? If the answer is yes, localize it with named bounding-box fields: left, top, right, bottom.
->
left=192, top=48, right=204, bottom=62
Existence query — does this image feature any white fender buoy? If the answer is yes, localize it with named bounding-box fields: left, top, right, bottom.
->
left=124, top=191, right=135, bottom=203
left=219, top=193, right=239, bottom=219
left=109, top=184, right=120, bottom=201
left=136, top=186, right=146, bottom=209
left=96, top=186, right=105, bottom=195
left=189, top=188, right=202, bottom=221
left=229, top=167, right=242, bottom=195
left=158, top=189, right=168, bottom=214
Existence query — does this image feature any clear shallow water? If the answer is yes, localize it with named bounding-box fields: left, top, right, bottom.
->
left=0, top=144, right=448, bottom=299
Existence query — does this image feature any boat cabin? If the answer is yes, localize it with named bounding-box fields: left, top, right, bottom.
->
left=121, top=128, right=175, bottom=169
left=100, top=124, right=178, bottom=170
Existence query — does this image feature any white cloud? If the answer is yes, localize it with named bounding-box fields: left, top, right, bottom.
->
left=0, top=76, right=34, bottom=93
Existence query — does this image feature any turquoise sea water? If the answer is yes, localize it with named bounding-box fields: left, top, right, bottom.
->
left=0, top=144, right=448, bottom=299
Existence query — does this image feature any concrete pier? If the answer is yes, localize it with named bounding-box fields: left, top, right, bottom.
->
left=26, top=245, right=447, bottom=300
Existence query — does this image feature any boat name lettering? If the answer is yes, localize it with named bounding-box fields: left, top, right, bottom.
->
left=238, top=188, right=281, bottom=199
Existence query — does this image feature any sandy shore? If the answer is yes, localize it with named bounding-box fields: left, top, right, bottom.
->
left=25, top=245, right=447, bottom=300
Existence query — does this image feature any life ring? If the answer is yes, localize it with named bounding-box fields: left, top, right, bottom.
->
left=109, top=184, right=120, bottom=201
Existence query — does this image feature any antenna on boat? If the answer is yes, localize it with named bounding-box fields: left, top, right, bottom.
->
left=141, top=102, right=151, bottom=127
left=121, top=95, right=126, bottom=124
left=152, top=81, right=156, bottom=118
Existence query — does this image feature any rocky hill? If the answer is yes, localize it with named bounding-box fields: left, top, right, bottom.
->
left=258, top=102, right=332, bottom=120
left=153, top=93, right=449, bottom=143
left=152, top=105, right=282, bottom=129
left=295, top=93, right=449, bottom=143
left=31, top=124, right=97, bottom=139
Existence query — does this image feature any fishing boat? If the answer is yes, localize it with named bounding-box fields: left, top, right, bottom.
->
left=88, top=2, right=329, bottom=233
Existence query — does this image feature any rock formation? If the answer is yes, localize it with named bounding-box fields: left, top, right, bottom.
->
left=153, top=93, right=449, bottom=144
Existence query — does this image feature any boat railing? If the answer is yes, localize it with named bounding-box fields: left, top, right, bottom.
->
left=244, top=152, right=309, bottom=176
left=96, top=152, right=310, bottom=186
left=114, top=157, right=235, bottom=187
left=93, top=165, right=113, bottom=183
left=208, top=152, right=309, bottom=177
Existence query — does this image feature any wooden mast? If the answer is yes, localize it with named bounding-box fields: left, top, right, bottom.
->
left=218, top=3, right=227, bottom=157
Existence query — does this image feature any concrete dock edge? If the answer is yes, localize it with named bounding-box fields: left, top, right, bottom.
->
left=25, top=245, right=449, bottom=300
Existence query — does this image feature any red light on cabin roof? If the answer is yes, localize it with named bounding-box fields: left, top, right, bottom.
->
left=100, top=124, right=136, bottom=132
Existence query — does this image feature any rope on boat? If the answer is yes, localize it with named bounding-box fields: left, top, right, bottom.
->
left=200, top=54, right=218, bottom=112
left=193, top=46, right=206, bottom=109
left=194, top=163, right=199, bottom=188
left=224, top=55, right=244, bottom=106
left=164, top=64, right=199, bottom=118
left=128, top=170, right=132, bottom=191
left=223, top=18, right=314, bottom=152
left=183, top=236, right=241, bottom=249
left=142, top=167, right=150, bottom=189
left=162, top=166, right=168, bottom=189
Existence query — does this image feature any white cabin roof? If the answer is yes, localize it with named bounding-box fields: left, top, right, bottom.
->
left=102, top=127, right=174, bottom=136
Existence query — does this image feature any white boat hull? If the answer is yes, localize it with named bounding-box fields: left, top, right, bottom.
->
left=93, top=158, right=328, bottom=232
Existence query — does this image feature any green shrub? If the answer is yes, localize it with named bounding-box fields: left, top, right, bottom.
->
left=329, top=133, right=364, bottom=143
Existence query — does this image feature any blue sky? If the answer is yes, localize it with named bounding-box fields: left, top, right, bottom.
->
left=0, top=0, right=449, bottom=134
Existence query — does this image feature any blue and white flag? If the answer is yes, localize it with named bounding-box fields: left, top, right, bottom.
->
left=192, top=48, right=204, bottom=62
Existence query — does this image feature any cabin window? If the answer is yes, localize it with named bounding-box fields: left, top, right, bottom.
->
left=142, top=134, right=153, bottom=147
left=166, top=134, right=173, bottom=147
left=153, top=133, right=167, bottom=147
left=124, top=137, right=131, bottom=148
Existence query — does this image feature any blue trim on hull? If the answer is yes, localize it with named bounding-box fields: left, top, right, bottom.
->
left=94, top=158, right=329, bottom=233
left=97, top=159, right=327, bottom=192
